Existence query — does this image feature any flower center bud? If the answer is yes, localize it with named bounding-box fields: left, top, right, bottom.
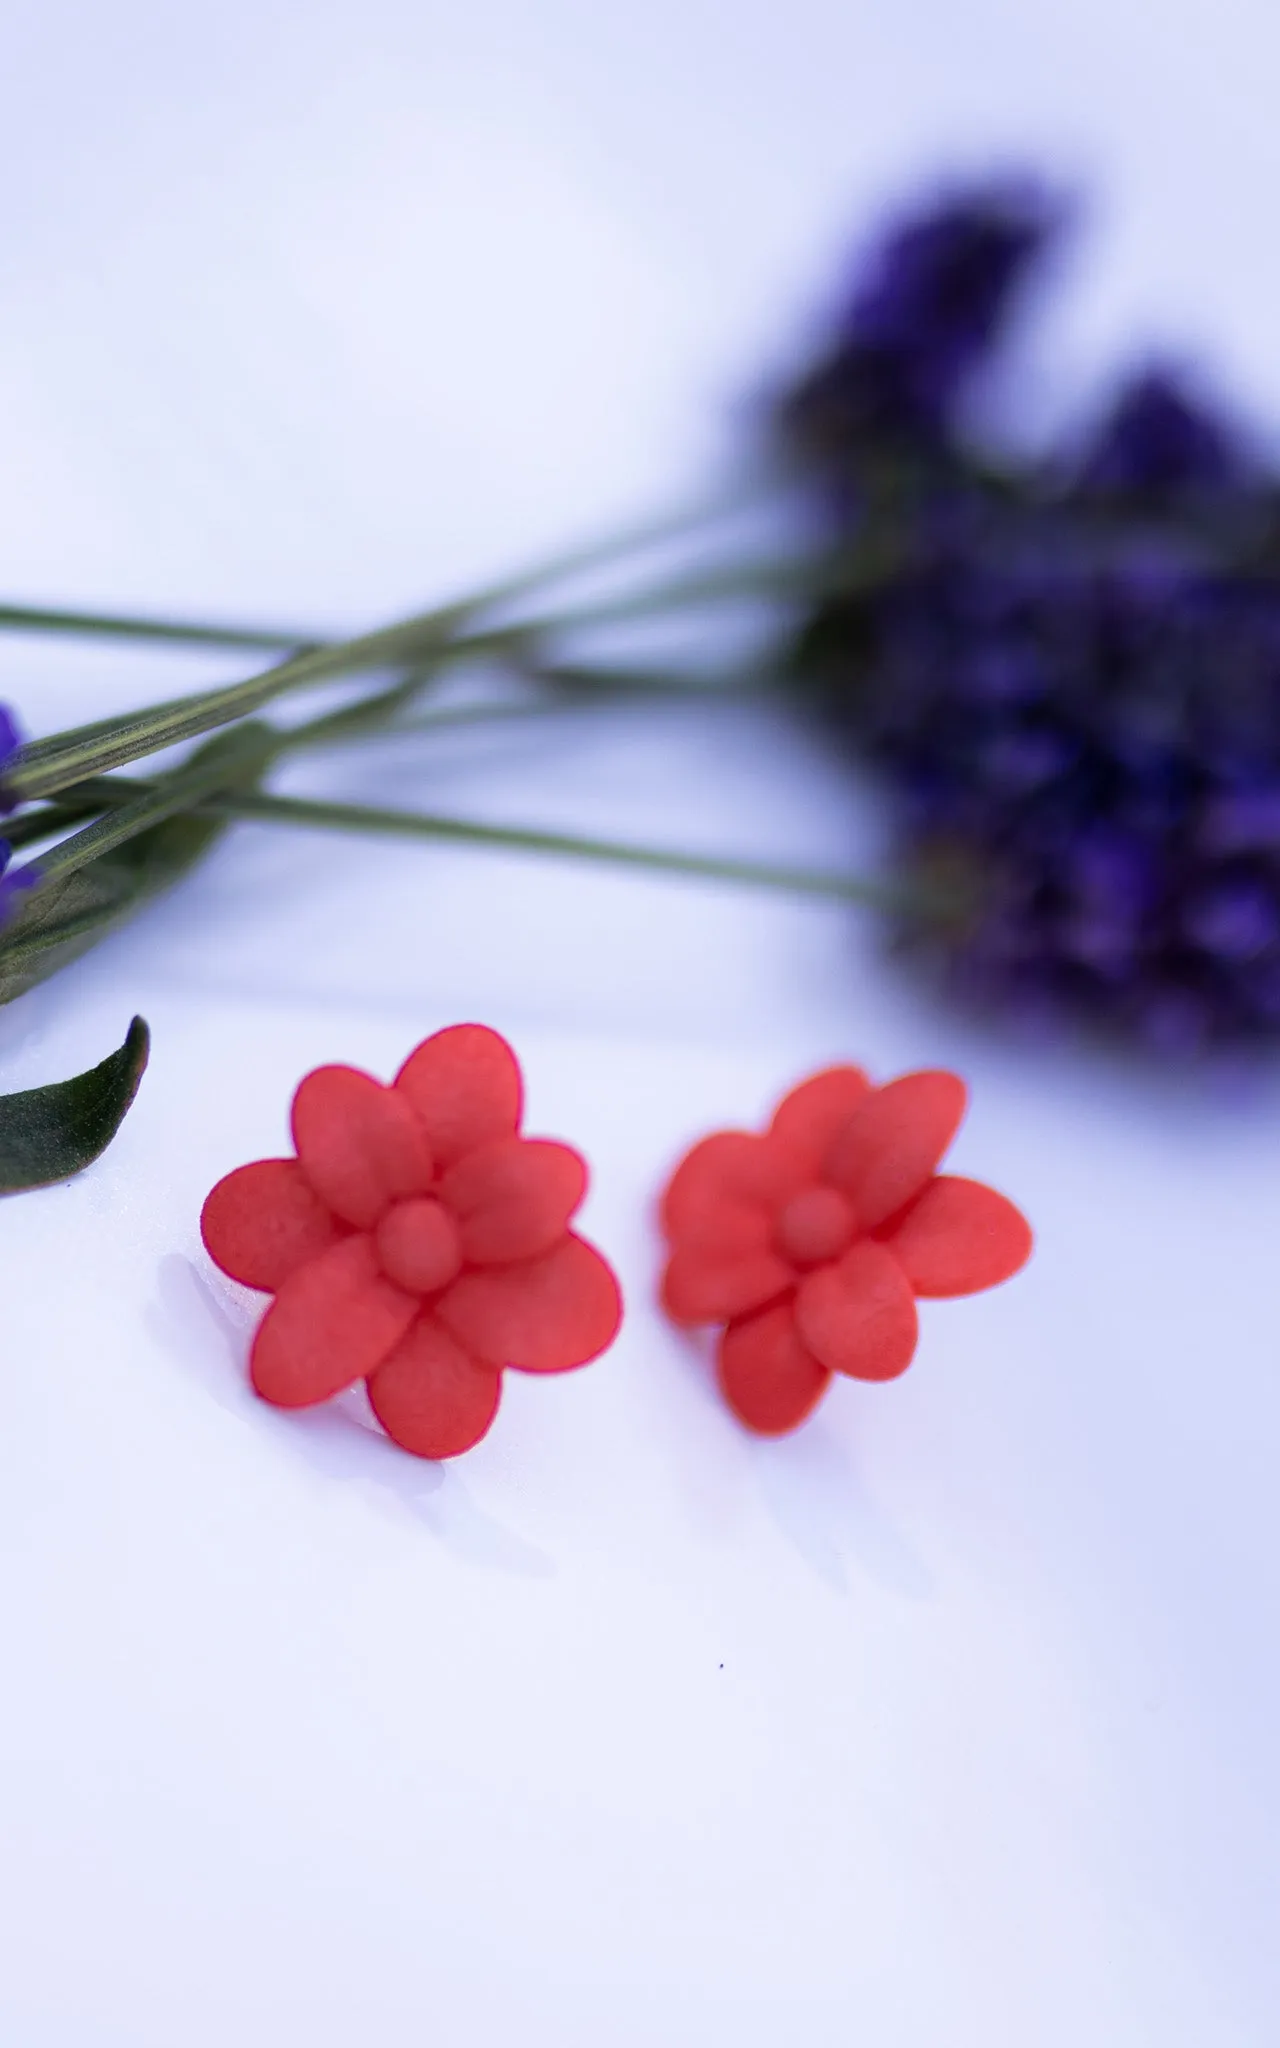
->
left=375, top=1196, right=462, bottom=1296
left=775, top=1185, right=857, bottom=1268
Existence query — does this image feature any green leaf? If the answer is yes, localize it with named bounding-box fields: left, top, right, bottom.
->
left=0, top=1015, right=150, bottom=1192
left=0, top=725, right=268, bottom=1007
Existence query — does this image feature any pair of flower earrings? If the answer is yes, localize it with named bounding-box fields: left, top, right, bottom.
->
left=201, top=1023, right=1033, bottom=1460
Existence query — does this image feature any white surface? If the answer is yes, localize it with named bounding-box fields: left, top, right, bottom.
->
left=1, top=5, right=1279, bottom=2044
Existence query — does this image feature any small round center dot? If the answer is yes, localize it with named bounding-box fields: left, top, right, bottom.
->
left=375, top=1196, right=462, bottom=1295
left=775, top=1185, right=857, bottom=1267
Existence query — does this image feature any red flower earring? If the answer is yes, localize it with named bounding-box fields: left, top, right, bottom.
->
left=658, top=1064, right=1031, bottom=1435
left=201, top=1024, right=622, bottom=1458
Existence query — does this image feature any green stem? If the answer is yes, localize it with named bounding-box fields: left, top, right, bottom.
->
left=512, top=658, right=752, bottom=700
left=0, top=482, right=760, bottom=668
left=3, top=557, right=713, bottom=800
left=421, top=552, right=839, bottom=675
left=1, top=665, right=753, bottom=859
left=281, top=663, right=747, bottom=756
left=2, top=798, right=103, bottom=851
left=6, top=509, right=844, bottom=805
left=221, top=789, right=904, bottom=907
left=0, top=602, right=316, bottom=655
left=8, top=620, right=457, bottom=801
left=21, top=769, right=912, bottom=913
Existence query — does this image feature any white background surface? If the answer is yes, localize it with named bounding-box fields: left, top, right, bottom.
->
left=1, top=4, right=1278, bottom=2043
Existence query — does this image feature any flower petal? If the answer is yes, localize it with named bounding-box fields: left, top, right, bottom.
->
left=367, top=1314, right=502, bottom=1459
left=394, top=1024, right=523, bottom=1167
left=769, top=1065, right=870, bottom=1176
left=794, top=1240, right=918, bottom=1381
left=292, top=1066, right=433, bottom=1228
left=671, top=1201, right=775, bottom=1259
left=882, top=1175, right=1033, bottom=1297
left=250, top=1235, right=417, bottom=1408
left=201, top=1158, right=347, bottom=1291
left=437, top=1232, right=621, bottom=1372
left=441, top=1136, right=586, bottom=1265
left=660, top=1130, right=804, bottom=1242
left=660, top=1241, right=795, bottom=1327
left=823, top=1070, right=967, bottom=1229
left=717, top=1303, right=832, bottom=1435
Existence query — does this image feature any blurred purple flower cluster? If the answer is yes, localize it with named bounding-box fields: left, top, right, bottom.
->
left=785, top=179, right=1280, bottom=1050
left=785, top=177, right=1058, bottom=456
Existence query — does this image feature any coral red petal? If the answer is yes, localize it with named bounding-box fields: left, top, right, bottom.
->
left=795, top=1240, right=919, bottom=1382
left=660, top=1130, right=805, bottom=1241
left=292, top=1066, right=433, bottom=1228
left=672, top=1200, right=775, bottom=1260
left=768, top=1065, right=871, bottom=1177
left=250, top=1235, right=418, bottom=1408
left=660, top=1242, right=795, bottom=1327
left=717, top=1303, right=833, bottom=1436
left=437, top=1232, right=622, bottom=1372
left=884, top=1175, right=1033, bottom=1297
left=367, top=1314, right=502, bottom=1459
left=823, top=1070, right=968, bottom=1229
left=442, top=1136, right=587, bottom=1265
left=394, top=1024, right=523, bottom=1167
left=201, top=1158, right=347, bottom=1291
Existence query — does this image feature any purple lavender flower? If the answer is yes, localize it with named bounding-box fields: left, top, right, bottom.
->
left=0, top=705, right=30, bottom=928
left=782, top=178, right=1061, bottom=458
left=797, top=536, right=1280, bottom=1047
left=1076, top=366, right=1249, bottom=500
left=0, top=704, right=23, bottom=817
left=783, top=176, right=1280, bottom=1053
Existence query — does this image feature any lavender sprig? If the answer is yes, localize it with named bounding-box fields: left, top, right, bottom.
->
left=6, top=171, right=1280, bottom=1061
left=783, top=178, right=1280, bottom=1052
